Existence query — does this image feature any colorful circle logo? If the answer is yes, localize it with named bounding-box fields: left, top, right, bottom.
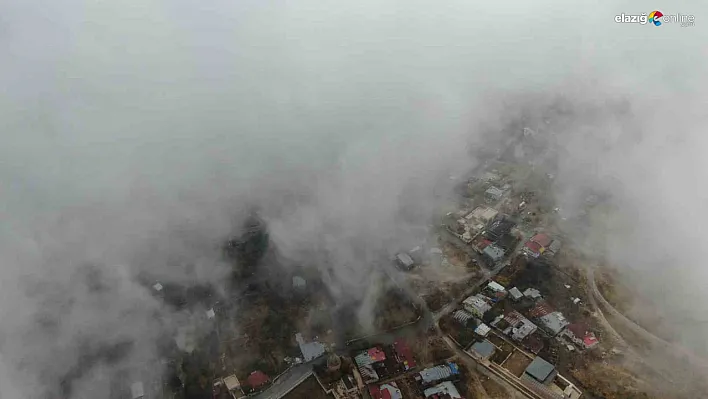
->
left=649, top=10, right=664, bottom=26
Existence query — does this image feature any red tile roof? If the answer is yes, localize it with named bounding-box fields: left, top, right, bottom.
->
left=524, top=241, right=542, bottom=254
left=528, top=301, right=553, bottom=318
left=393, top=340, right=417, bottom=370
left=531, top=233, right=552, bottom=248
left=246, top=371, right=270, bottom=388
left=368, top=347, right=386, bottom=362
left=369, top=385, right=392, bottom=399
left=566, top=323, right=590, bottom=338
left=584, top=335, right=599, bottom=347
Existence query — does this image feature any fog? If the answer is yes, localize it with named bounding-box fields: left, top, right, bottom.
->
left=1, top=0, right=707, bottom=397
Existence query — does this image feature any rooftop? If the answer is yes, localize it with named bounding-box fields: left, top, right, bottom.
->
left=475, top=323, right=491, bottom=337
left=523, top=288, right=542, bottom=299
left=486, top=186, right=505, bottom=198
left=487, top=281, right=506, bottom=292
left=483, top=245, right=505, bottom=261
left=470, top=340, right=496, bottom=358
left=528, top=301, right=553, bottom=318
left=417, top=362, right=459, bottom=384
left=247, top=371, right=270, bottom=388
left=538, top=312, right=569, bottom=335
left=396, top=253, right=415, bottom=267
left=530, top=233, right=553, bottom=248
left=423, top=381, right=462, bottom=399
left=223, top=375, right=241, bottom=391
left=295, top=333, right=326, bottom=362
left=525, top=357, right=556, bottom=383
left=509, top=287, right=523, bottom=300
left=369, top=382, right=403, bottom=399
left=393, top=340, right=416, bottom=370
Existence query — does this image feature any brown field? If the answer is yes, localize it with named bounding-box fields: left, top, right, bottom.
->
left=501, top=350, right=533, bottom=377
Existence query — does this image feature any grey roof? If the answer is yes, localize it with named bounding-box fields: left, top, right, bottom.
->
left=485, top=186, right=505, bottom=198
left=523, top=288, right=542, bottom=299
left=418, top=364, right=453, bottom=383
left=525, top=357, right=556, bottom=383
left=483, top=245, right=505, bottom=261
left=295, top=333, right=325, bottom=362
left=470, top=340, right=495, bottom=358
left=452, top=310, right=474, bottom=324
left=396, top=253, right=415, bottom=267
left=538, top=312, right=569, bottom=335
left=548, top=240, right=562, bottom=253
left=423, top=381, right=462, bottom=399
left=509, top=287, right=523, bottom=299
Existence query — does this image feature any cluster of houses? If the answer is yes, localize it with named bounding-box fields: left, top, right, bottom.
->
left=461, top=280, right=599, bottom=353
left=448, top=278, right=597, bottom=398
left=522, top=232, right=562, bottom=258
left=444, top=204, right=520, bottom=267
left=307, top=340, right=467, bottom=399
left=212, top=371, right=271, bottom=399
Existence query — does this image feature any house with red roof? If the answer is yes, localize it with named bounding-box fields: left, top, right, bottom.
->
left=528, top=301, right=553, bottom=318
left=367, top=347, right=386, bottom=362
left=392, top=340, right=416, bottom=371
left=246, top=371, right=270, bottom=389
left=523, top=233, right=554, bottom=258
left=564, top=323, right=600, bottom=349
left=369, top=382, right=403, bottom=399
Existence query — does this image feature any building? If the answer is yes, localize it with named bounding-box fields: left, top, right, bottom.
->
left=415, top=362, right=460, bottom=385
left=470, top=340, right=496, bottom=361
left=246, top=371, right=270, bottom=390
left=463, top=294, right=491, bottom=318
left=392, top=340, right=417, bottom=371
left=508, top=287, right=523, bottom=301
left=528, top=300, right=553, bottom=318
left=424, top=381, right=462, bottom=399
left=295, top=333, right=326, bottom=362
left=354, top=348, right=387, bottom=384
left=369, top=382, right=403, bottom=399
left=474, top=323, right=491, bottom=337
left=523, top=288, right=542, bottom=300
left=465, top=206, right=499, bottom=231
left=538, top=312, right=569, bottom=336
left=312, top=355, right=362, bottom=399
left=452, top=310, right=474, bottom=325
left=483, top=245, right=505, bottom=264
left=222, top=375, right=244, bottom=399
left=494, top=311, right=537, bottom=341
left=564, top=323, right=600, bottom=349
left=523, top=357, right=557, bottom=384
left=485, top=186, right=505, bottom=202
left=523, top=233, right=556, bottom=258
left=486, top=281, right=506, bottom=293
left=483, top=218, right=515, bottom=241
left=395, top=253, right=415, bottom=270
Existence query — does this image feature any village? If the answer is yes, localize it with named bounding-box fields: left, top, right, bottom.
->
left=120, top=126, right=700, bottom=399
left=201, top=160, right=621, bottom=399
